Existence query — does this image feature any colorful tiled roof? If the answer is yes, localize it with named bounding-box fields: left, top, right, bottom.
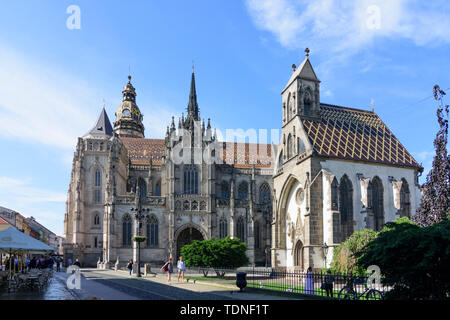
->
left=302, top=104, right=419, bottom=168
left=0, top=217, right=10, bottom=224
left=120, top=137, right=273, bottom=168
left=120, top=138, right=165, bottom=165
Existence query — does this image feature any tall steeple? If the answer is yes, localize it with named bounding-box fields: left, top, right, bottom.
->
left=86, top=106, right=114, bottom=137
left=186, top=67, right=200, bottom=123
left=113, top=75, right=145, bottom=138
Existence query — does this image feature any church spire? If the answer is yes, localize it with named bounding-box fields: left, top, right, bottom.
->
left=187, top=68, right=199, bottom=121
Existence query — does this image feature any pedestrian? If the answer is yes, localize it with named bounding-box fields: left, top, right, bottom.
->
left=68, top=258, right=72, bottom=267
left=73, top=258, right=81, bottom=267
left=304, top=267, right=315, bottom=295
left=161, top=257, right=173, bottom=284
left=177, top=256, right=186, bottom=282
left=323, top=270, right=335, bottom=298
left=127, top=260, right=133, bottom=276
left=56, top=258, right=61, bottom=272
left=30, top=257, right=37, bottom=269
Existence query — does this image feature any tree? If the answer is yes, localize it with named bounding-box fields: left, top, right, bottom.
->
left=330, top=229, right=377, bottom=275
left=355, top=217, right=450, bottom=300
left=181, top=236, right=249, bottom=277
left=414, top=85, right=450, bottom=226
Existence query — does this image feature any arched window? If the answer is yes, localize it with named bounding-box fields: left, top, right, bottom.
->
left=303, top=91, right=312, bottom=116
left=400, top=178, right=411, bottom=218
left=93, top=214, right=100, bottom=226
left=184, top=166, right=199, bottom=194
left=236, top=216, right=245, bottom=242
left=146, top=216, right=159, bottom=246
left=259, top=183, right=271, bottom=205
left=371, top=177, right=384, bottom=231
left=339, top=175, right=354, bottom=241
left=219, top=218, right=228, bottom=239
left=278, top=151, right=284, bottom=168
left=287, top=134, right=293, bottom=159
left=237, top=181, right=249, bottom=199
left=254, top=221, right=261, bottom=249
left=331, top=178, right=339, bottom=210
left=220, top=181, right=230, bottom=198
left=154, top=180, right=161, bottom=196
left=138, top=178, right=147, bottom=199
left=93, top=169, right=102, bottom=204
left=122, top=214, right=132, bottom=246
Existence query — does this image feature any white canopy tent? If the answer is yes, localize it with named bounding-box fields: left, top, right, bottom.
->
left=0, top=225, right=55, bottom=254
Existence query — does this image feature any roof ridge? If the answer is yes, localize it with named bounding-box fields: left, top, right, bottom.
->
left=320, top=103, right=375, bottom=114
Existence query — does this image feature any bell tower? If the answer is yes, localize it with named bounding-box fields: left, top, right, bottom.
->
left=282, top=48, right=321, bottom=124
left=113, top=75, right=145, bottom=138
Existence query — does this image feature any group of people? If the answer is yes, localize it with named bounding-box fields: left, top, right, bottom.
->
left=126, top=256, right=186, bottom=284
left=304, top=267, right=335, bottom=297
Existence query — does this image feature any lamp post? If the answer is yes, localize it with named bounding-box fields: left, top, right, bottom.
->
left=131, top=207, right=150, bottom=277
left=322, top=242, right=329, bottom=269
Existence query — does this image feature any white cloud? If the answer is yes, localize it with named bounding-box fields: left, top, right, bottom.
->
left=0, top=176, right=66, bottom=204
left=246, top=0, right=450, bottom=55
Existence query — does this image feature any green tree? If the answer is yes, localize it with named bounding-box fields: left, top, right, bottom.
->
left=181, top=236, right=249, bottom=277
left=355, top=218, right=450, bottom=300
left=330, top=229, right=377, bottom=275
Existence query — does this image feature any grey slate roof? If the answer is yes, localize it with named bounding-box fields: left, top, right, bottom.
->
left=89, top=107, right=114, bottom=136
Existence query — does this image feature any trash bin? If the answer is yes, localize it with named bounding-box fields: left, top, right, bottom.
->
left=236, top=272, right=247, bottom=292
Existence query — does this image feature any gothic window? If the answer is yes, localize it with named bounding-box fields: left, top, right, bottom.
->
left=122, top=214, right=132, bottom=246
left=287, top=134, right=293, bottom=159
left=191, top=201, right=198, bottom=210
left=93, top=214, right=100, bottom=226
left=154, top=180, right=161, bottom=196
left=200, top=201, right=206, bottom=211
left=183, top=200, right=190, bottom=211
left=184, top=166, right=199, bottom=194
left=303, top=91, right=312, bottom=116
left=259, top=183, right=271, bottom=205
left=126, top=177, right=136, bottom=193
left=94, top=236, right=98, bottom=248
left=370, top=176, right=384, bottom=231
left=237, top=181, right=249, bottom=199
left=220, top=180, right=230, bottom=198
left=146, top=216, right=159, bottom=246
left=331, top=178, right=339, bottom=210
left=288, top=94, right=295, bottom=120
left=138, top=177, right=147, bottom=199
left=236, top=216, right=245, bottom=242
left=93, top=169, right=102, bottom=204
left=219, top=218, right=228, bottom=239
left=339, top=175, right=354, bottom=241
left=400, top=178, right=411, bottom=218
left=254, top=221, right=261, bottom=249
left=278, top=151, right=283, bottom=167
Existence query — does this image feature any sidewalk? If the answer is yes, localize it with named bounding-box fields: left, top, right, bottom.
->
left=92, top=268, right=301, bottom=300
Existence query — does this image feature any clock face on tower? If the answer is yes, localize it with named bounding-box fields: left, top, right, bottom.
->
left=122, top=109, right=131, bottom=117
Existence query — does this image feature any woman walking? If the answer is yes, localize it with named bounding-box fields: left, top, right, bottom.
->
left=177, top=256, right=186, bottom=282
left=304, top=267, right=315, bottom=295
left=161, top=257, right=173, bottom=284
left=127, top=260, right=133, bottom=276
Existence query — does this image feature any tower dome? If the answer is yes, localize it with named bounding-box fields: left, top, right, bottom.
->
left=113, top=75, right=145, bottom=138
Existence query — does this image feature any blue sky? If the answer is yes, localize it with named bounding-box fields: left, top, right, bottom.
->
left=0, top=0, right=449, bottom=236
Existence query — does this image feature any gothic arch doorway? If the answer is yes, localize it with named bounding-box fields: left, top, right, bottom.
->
left=175, top=226, right=204, bottom=260
left=294, top=240, right=303, bottom=270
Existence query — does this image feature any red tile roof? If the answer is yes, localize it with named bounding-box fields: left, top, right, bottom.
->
left=119, top=137, right=273, bottom=168
left=302, top=104, right=419, bottom=168
left=0, top=217, right=10, bottom=224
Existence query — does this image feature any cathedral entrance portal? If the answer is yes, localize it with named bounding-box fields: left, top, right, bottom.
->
left=176, top=226, right=204, bottom=260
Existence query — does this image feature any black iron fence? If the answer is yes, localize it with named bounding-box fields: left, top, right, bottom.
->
left=182, top=267, right=389, bottom=300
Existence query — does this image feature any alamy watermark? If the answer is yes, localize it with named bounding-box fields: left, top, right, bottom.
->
left=66, top=265, right=81, bottom=290
left=66, top=5, right=81, bottom=30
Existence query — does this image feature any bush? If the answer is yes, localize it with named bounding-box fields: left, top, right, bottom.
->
left=355, top=218, right=450, bottom=300
left=330, top=229, right=377, bottom=275
left=181, top=236, right=249, bottom=276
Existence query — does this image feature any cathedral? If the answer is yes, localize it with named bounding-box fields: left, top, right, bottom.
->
left=64, top=51, right=422, bottom=270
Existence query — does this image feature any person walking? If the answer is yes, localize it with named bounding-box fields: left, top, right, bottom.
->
left=177, top=256, right=186, bottom=282
left=304, top=267, right=315, bottom=295
left=73, top=258, right=81, bottom=267
left=127, top=260, right=133, bottom=276
left=56, top=258, right=61, bottom=272
left=161, top=258, right=173, bottom=284
left=324, top=270, right=335, bottom=298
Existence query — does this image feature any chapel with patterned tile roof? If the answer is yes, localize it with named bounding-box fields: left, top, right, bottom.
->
left=272, top=49, right=422, bottom=270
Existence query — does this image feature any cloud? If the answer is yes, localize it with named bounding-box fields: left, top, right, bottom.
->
left=245, top=0, right=450, bottom=56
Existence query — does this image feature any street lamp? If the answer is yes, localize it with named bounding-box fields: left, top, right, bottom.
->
left=322, top=242, right=329, bottom=269
left=131, top=207, right=150, bottom=277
